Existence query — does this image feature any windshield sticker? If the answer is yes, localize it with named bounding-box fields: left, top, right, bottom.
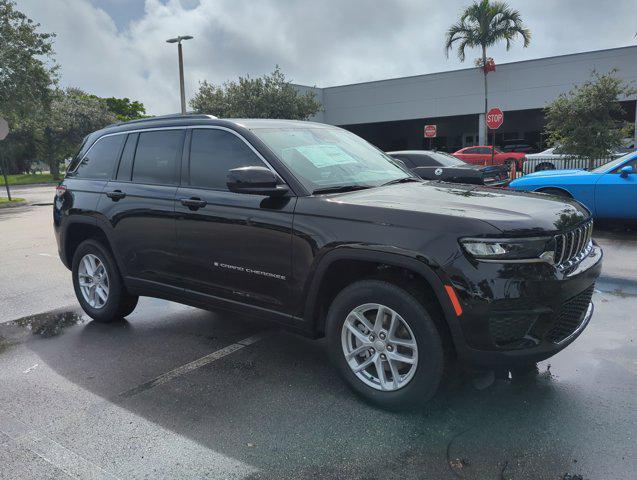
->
left=290, top=144, right=358, bottom=168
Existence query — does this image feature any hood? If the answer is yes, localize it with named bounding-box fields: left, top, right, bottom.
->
left=521, top=169, right=588, bottom=179
left=319, top=182, right=589, bottom=235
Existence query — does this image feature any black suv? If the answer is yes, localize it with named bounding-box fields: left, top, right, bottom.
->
left=54, top=115, right=602, bottom=409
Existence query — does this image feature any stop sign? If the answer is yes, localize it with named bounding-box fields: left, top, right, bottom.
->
left=424, top=124, right=437, bottom=138
left=486, top=108, right=503, bottom=130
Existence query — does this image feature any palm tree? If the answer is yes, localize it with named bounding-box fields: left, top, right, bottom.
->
left=445, top=0, right=531, bottom=143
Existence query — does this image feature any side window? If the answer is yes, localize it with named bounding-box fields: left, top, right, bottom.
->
left=189, top=129, right=267, bottom=190
left=116, top=133, right=138, bottom=181
left=464, top=148, right=479, bottom=154
left=613, top=158, right=637, bottom=174
left=410, top=155, right=436, bottom=167
left=478, top=147, right=491, bottom=155
left=73, top=135, right=125, bottom=180
left=390, top=155, right=414, bottom=168
left=132, top=130, right=184, bottom=185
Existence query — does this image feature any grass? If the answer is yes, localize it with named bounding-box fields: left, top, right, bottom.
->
left=0, top=173, right=59, bottom=186
left=0, top=197, right=26, bottom=206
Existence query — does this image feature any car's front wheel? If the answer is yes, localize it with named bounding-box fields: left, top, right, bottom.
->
left=72, top=239, right=138, bottom=323
left=326, top=280, right=444, bottom=410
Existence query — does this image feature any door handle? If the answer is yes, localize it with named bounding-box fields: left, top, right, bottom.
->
left=106, top=190, right=126, bottom=201
left=180, top=197, right=207, bottom=210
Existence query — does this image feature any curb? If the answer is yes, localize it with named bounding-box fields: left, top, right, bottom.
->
left=0, top=200, right=27, bottom=209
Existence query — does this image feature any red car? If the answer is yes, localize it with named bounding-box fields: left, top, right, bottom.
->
left=453, top=146, right=525, bottom=171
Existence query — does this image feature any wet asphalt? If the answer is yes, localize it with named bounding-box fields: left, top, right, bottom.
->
left=1, top=186, right=636, bottom=479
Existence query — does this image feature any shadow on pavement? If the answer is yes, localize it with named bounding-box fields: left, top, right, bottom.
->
left=1, top=297, right=631, bottom=480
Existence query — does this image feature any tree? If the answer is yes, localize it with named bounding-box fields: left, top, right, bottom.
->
left=544, top=70, right=636, bottom=168
left=89, top=95, right=147, bottom=122
left=0, top=0, right=57, bottom=122
left=445, top=0, right=530, bottom=142
left=190, top=66, right=322, bottom=120
left=36, top=88, right=117, bottom=178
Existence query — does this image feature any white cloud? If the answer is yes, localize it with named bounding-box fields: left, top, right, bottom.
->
left=20, top=0, right=637, bottom=115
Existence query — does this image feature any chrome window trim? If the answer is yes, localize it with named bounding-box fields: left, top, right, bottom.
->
left=69, top=125, right=283, bottom=184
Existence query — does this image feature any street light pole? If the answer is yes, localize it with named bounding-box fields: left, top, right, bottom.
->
left=166, top=35, right=194, bottom=115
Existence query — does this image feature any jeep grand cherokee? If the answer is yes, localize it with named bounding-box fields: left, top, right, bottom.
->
left=54, top=115, right=602, bottom=409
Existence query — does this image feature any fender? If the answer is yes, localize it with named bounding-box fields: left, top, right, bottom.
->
left=302, top=245, right=462, bottom=340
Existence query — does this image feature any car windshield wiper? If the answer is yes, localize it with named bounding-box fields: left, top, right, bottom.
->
left=380, top=177, right=421, bottom=187
left=312, top=184, right=373, bottom=195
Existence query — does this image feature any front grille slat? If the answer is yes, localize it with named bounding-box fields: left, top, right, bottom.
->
left=553, top=220, right=593, bottom=270
left=543, top=285, right=595, bottom=343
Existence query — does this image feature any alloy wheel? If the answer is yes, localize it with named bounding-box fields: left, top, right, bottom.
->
left=341, top=303, right=418, bottom=391
left=78, top=253, right=110, bottom=309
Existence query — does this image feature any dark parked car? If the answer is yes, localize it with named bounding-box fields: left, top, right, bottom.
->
left=54, top=115, right=602, bottom=409
left=388, top=150, right=510, bottom=186
left=500, top=139, right=536, bottom=154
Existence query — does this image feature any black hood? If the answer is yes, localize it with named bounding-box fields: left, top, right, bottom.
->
left=312, top=181, right=589, bottom=236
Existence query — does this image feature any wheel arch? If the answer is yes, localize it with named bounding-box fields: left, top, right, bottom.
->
left=303, top=247, right=461, bottom=352
left=535, top=186, right=573, bottom=198
left=63, top=218, right=120, bottom=272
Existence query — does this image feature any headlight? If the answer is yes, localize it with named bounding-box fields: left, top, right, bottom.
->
left=460, top=237, right=555, bottom=262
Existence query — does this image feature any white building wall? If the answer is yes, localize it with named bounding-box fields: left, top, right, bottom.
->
left=299, top=46, right=637, bottom=129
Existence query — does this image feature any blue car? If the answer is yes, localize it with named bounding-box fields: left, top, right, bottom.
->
left=509, top=153, right=637, bottom=220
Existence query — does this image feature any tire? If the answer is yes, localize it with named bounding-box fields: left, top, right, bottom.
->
left=505, top=159, right=517, bottom=172
left=326, top=280, right=445, bottom=410
left=538, top=187, right=572, bottom=198
left=535, top=162, right=555, bottom=172
left=72, top=239, right=138, bottom=323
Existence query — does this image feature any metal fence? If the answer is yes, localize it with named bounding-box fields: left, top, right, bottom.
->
left=520, top=156, right=612, bottom=177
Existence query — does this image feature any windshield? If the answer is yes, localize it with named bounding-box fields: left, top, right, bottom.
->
left=428, top=151, right=467, bottom=167
left=592, top=152, right=636, bottom=173
left=251, top=126, right=410, bottom=192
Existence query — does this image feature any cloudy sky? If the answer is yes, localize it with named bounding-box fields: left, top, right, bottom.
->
left=19, top=0, right=637, bottom=115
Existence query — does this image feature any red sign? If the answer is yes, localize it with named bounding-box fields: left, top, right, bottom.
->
left=424, top=124, right=437, bottom=138
left=486, top=108, right=503, bottom=130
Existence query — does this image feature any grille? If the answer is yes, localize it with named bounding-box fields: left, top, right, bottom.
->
left=489, top=314, right=537, bottom=347
left=543, top=285, right=594, bottom=344
left=554, top=220, right=593, bottom=269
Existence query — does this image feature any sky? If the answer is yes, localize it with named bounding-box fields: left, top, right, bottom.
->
left=19, top=0, right=637, bottom=115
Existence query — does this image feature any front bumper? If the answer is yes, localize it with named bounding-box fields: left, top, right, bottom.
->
left=443, top=244, right=602, bottom=367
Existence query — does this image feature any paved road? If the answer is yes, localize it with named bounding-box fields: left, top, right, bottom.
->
left=0, top=185, right=635, bottom=479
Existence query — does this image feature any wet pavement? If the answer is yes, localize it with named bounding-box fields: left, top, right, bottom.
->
left=0, top=284, right=635, bottom=479
left=0, top=186, right=636, bottom=479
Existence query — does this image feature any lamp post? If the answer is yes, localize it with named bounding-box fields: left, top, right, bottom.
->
left=166, top=35, right=194, bottom=114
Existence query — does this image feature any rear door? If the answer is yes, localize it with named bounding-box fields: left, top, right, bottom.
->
left=175, top=127, right=296, bottom=314
left=100, top=128, right=185, bottom=288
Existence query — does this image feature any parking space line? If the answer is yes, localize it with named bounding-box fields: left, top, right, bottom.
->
left=117, top=332, right=268, bottom=400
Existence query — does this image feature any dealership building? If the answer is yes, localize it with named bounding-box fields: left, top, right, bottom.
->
left=296, top=45, right=637, bottom=152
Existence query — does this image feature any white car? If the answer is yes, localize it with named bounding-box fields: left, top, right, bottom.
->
left=523, top=147, right=630, bottom=174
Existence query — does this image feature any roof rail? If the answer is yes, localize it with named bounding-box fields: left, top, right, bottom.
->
left=107, top=113, right=218, bottom=128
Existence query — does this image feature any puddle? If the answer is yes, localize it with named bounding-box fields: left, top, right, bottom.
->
left=2, top=310, right=89, bottom=340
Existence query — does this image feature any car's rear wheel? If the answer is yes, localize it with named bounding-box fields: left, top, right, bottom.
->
left=72, top=239, right=138, bottom=323
left=326, top=280, right=444, bottom=410
left=505, top=159, right=517, bottom=172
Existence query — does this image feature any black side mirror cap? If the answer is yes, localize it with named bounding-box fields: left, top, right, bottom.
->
left=226, top=166, right=289, bottom=197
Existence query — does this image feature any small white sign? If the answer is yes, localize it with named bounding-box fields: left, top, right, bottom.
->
left=0, top=118, right=9, bottom=140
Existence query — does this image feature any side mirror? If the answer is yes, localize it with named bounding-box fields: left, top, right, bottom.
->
left=227, top=166, right=289, bottom=197
left=620, top=165, right=633, bottom=178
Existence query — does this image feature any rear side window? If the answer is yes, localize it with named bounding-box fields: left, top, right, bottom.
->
left=464, top=148, right=479, bottom=154
left=73, top=135, right=125, bottom=179
left=116, top=133, right=138, bottom=181
left=189, top=129, right=266, bottom=190
left=132, top=130, right=184, bottom=185
left=408, top=155, right=436, bottom=167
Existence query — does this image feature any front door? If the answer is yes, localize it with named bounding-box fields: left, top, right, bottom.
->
left=175, top=128, right=295, bottom=313
left=594, top=157, right=637, bottom=219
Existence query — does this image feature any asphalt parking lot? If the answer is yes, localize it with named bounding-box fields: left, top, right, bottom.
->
left=1, top=186, right=636, bottom=479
